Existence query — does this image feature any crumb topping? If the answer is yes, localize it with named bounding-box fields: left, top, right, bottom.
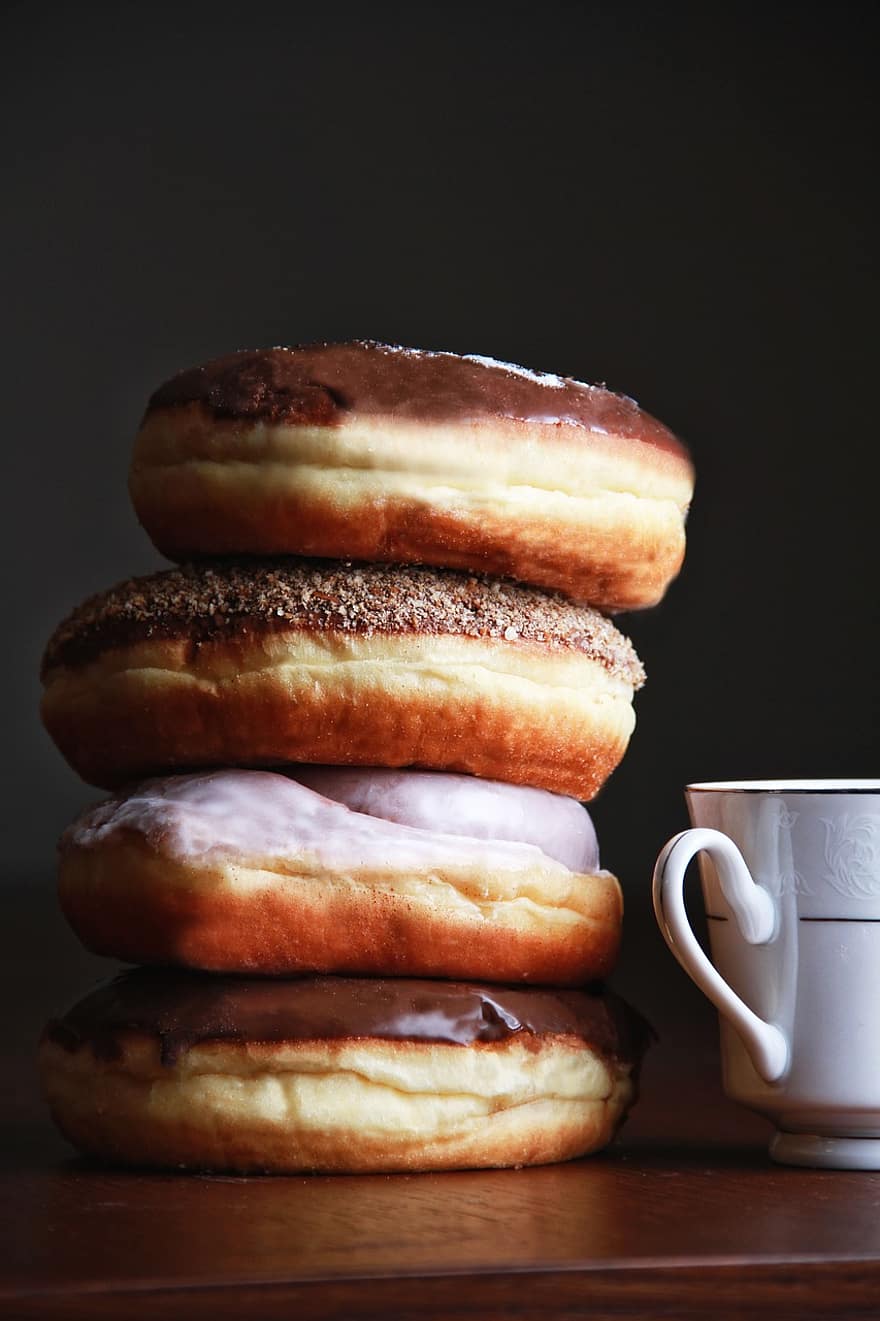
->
left=42, top=559, right=646, bottom=686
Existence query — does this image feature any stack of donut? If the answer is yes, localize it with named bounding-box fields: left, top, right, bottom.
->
left=38, top=342, right=694, bottom=1174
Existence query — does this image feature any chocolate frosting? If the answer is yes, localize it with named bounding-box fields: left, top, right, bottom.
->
left=144, top=342, right=687, bottom=458
left=44, top=970, right=651, bottom=1069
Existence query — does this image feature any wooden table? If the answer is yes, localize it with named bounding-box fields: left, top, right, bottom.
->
left=4, top=883, right=880, bottom=1320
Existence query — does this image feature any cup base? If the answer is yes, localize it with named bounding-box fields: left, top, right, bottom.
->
left=770, top=1131, right=880, bottom=1170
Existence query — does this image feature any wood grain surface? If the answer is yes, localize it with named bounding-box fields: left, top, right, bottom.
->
left=4, top=882, right=880, bottom=1320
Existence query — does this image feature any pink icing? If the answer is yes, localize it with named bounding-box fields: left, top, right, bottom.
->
left=66, top=769, right=599, bottom=876
left=290, top=767, right=597, bottom=872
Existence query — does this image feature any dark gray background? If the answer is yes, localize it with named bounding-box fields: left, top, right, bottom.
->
left=3, top=2, right=877, bottom=1026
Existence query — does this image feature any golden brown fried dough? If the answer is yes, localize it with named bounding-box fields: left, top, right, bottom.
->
left=131, top=343, right=694, bottom=609
left=41, top=971, right=651, bottom=1173
left=41, top=560, right=645, bottom=795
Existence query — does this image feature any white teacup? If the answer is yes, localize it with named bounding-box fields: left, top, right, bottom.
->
left=652, top=779, right=880, bottom=1168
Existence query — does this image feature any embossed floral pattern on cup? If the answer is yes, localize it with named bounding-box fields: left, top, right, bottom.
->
left=821, top=815, right=880, bottom=899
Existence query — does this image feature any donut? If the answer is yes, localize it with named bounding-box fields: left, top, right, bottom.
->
left=40, top=559, right=645, bottom=795
left=40, top=970, right=651, bottom=1173
left=129, top=343, right=694, bottom=610
left=57, top=769, right=622, bottom=984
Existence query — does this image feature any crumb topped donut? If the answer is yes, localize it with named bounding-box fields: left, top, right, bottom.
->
left=40, top=970, right=651, bottom=1173
left=57, top=769, right=623, bottom=984
left=130, top=342, right=694, bottom=609
left=41, top=559, right=645, bottom=795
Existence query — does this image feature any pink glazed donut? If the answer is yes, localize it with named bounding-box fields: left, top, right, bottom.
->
left=58, top=768, right=622, bottom=985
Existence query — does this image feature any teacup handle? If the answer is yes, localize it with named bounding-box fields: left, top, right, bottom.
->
left=652, top=827, right=789, bottom=1083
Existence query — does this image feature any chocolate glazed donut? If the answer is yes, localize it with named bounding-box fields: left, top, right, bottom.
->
left=40, top=971, right=653, bottom=1173
left=40, top=559, right=645, bottom=796
left=130, top=342, right=694, bottom=609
